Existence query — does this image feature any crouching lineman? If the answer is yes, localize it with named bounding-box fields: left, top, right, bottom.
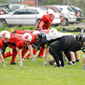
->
left=68, top=33, right=85, bottom=69
left=22, top=30, right=40, bottom=61
left=0, top=31, right=10, bottom=67
left=0, top=30, right=25, bottom=66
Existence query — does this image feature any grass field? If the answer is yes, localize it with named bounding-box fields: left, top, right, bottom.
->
left=0, top=49, right=85, bottom=85
left=0, top=26, right=85, bottom=85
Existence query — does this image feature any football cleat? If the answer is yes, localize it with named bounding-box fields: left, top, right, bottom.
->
left=10, top=62, right=16, bottom=65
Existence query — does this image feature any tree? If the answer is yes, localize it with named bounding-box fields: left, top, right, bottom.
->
left=0, top=0, right=7, bottom=3
left=61, top=0, right=64, bottom=5
left=48, top=0, right=60, bottom=5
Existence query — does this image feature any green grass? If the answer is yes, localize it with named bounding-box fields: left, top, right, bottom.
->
left=0, top=26, right=85, bottom=85
left=0, top=25, right=78, bottom=32
left=0, top=49, right=85, bottom=85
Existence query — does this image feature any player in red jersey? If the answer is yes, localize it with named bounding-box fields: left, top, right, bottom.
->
left=22, top=30, right=53, bottom=66
left=1, top=30, right=25, bottom=66
left=22, top=30, right=40, bottom=62
left=36, top=9, right=54, bottom=30
left=36, top=9, right=55, bottom=58
left=24, top=30, right=51, bottom=59
left=0, top=31, right=10, bottom=67
left=23, top=30, right=41, bottom=59
left=12, top=29, right=39, bottom=60
left=22, top=32, right=36, bottom=61
left=3, top=31, right=36, bottom=64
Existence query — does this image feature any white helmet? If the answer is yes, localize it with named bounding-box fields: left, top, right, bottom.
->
left=0, top=30, right=10, bottom=39
left=49, top=28, right=58, bottom=34
left=22, top=33, right=32, bottom=41
left=47, top=9, right=54, bottom=15
left=32, top=30, right=40, bottom=40
left=32, top=30, right=40, bottom=36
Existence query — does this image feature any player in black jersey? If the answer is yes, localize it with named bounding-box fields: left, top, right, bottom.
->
left=68, top=33, right=85, bottom=69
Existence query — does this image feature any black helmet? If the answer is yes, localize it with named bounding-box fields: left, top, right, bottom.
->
left=76, top=33, right=84, bottom=42
left=37, top=32, right=46, bottom=40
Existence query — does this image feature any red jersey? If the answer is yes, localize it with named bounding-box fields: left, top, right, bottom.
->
left=6, top=34, right=24, bottom=49
left=37, top=14, right=54, bottom=30
left=16, top=29, right=33, bottom=34
left=10, top=33, right=22, bottom=38
left=0, top=38, right=3, bottom=49
left=40, top=30, right=50, bottom=34
left=13, top=30, right=36, bottom=45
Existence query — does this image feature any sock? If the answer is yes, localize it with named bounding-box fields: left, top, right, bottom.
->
left=11, top=50, right=17, bottom=63
left=19, top=62, right=23, bottom=66
left=31, top=57, right=35, bottom=62
left=38, top=47, right=44, bottom=57
left=72, top=61, right=76, bottom=64
left=3, top=51, right=12, bottom=58
left=33, top=49, right=38, bottom=55
left=22, top=49, right=28, bottom=59
left=25, top=53, right=30, bottom=58
left=3, top=63, right=6, bottom=67
left=25, top=49, right=38, bottom=58
left=76, top=60, right=80, bottom=61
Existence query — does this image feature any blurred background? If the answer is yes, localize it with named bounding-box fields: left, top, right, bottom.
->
left=0, top=0, right=84, bottom=28
left=0, top=0, right=85, bottom=16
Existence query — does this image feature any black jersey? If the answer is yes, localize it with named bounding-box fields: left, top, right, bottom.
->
left=67, top=41, right=85, bottom=52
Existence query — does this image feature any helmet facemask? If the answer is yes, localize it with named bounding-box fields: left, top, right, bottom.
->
left=0, top=31, right=10, bottom=42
